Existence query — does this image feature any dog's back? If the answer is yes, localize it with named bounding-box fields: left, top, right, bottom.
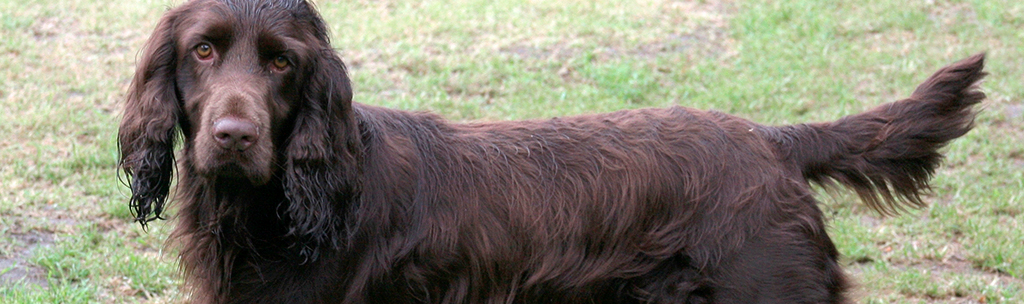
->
left=341, top=55, right=986, bottom=304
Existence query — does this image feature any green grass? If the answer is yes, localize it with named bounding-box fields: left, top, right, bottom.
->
left=2, top=0, right=1021, bottom=302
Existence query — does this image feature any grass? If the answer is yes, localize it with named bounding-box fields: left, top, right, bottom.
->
left=1, top=0, right=1021, bottom=302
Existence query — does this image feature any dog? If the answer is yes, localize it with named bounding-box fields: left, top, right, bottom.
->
left=117, top=0, right=986, bottom=303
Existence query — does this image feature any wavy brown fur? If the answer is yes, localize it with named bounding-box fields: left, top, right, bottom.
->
left=117, top=1, right=986, bottom=303
left=766, top=54, right=986, bottom=215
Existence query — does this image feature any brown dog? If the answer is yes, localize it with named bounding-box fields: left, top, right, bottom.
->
left=118, top=0, right=986, bottom=303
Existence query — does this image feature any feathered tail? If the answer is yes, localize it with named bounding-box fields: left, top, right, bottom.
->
left=768, top=54, right=986, bottom=214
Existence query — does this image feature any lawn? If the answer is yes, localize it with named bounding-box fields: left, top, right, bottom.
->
left=1, top=0, right=1021, bottom=302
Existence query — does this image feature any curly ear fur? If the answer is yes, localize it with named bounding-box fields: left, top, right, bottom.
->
left=118, top=10, right=182, bottom=227
left=283, top=40, right=362, bottom=261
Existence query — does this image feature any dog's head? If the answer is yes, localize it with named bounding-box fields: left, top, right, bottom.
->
left=118, top=0, right=360, bottom=258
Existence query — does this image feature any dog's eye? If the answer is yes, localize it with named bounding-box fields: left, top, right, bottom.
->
left=272, top=56, right=289, bottom=70
left=196, top=43, right=213, bottom=59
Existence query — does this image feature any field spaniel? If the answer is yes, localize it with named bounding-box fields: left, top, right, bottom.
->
left=117, top=0, right=986, bottom=303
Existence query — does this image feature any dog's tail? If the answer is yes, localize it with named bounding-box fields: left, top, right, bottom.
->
left=766, top=54, right=986, bottom=214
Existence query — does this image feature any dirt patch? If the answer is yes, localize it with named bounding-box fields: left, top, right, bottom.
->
left=0, top=231, right=54, bottom=289
left=902, top=257, right=1019, bottom=303
left=846, top=236, right=1023, bottom=303
left=500, top=1, right=736, bottom=63
left=0, top=187, right=84, bottom=290
left=1005, top=104, right=1024, bottom=121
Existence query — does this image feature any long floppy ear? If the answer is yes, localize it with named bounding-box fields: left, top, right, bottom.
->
left=118, top=10, right=182, bottom=228
left=282, top=43, right=362, bottom=262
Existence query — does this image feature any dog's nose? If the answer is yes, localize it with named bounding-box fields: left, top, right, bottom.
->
left=213, top=118, right=258, bottom=151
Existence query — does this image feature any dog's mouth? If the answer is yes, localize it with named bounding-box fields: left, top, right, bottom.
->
left=205, top=152, right=274, bottom=185
left=212, top=161, right=250, bottom=179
